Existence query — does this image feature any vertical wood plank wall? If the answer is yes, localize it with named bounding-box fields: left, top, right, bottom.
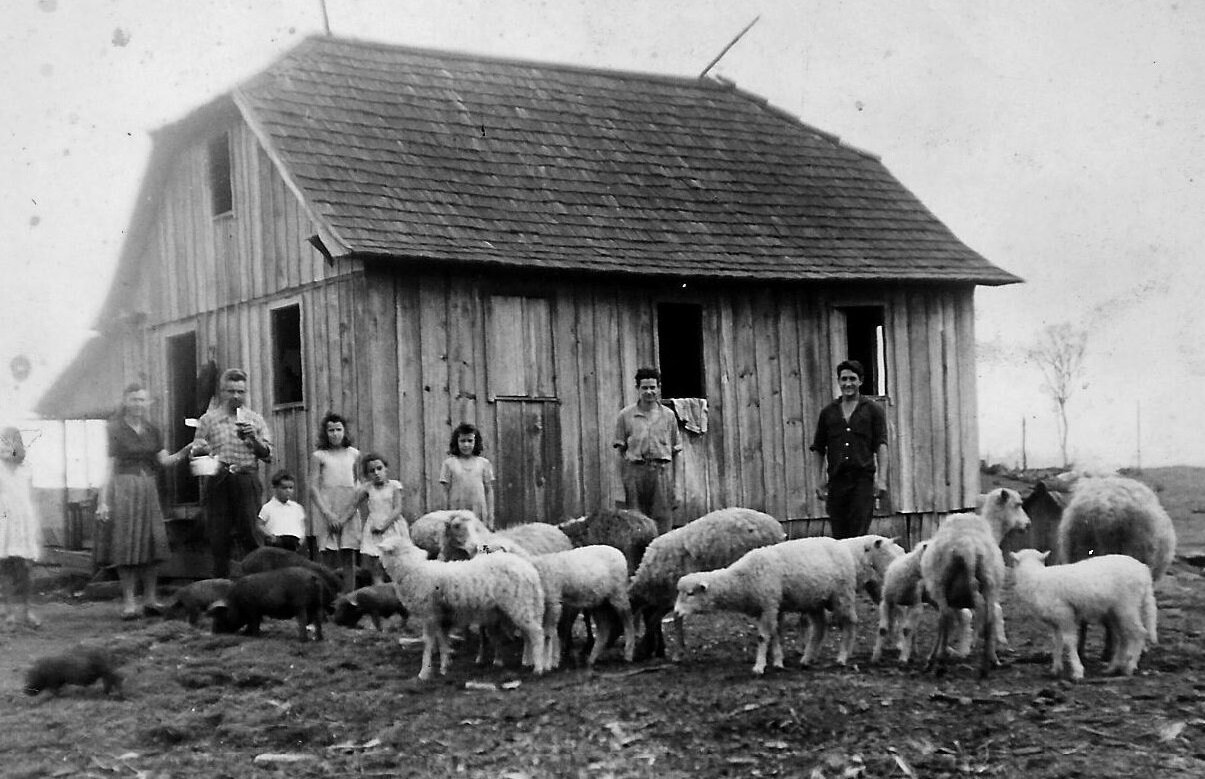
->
left=126, top=118, right=982, bottom=533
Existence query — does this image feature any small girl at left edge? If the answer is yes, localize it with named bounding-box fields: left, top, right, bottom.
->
left=0, top=427, right=42, bottom=629
left=345, top=453, right=406, bottom=586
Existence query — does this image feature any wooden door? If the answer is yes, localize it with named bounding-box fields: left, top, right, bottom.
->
left=486, top=295, right=562, bottom=526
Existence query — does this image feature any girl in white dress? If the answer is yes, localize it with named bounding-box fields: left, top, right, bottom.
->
left=308, top=413, right=361, bottom=590
left=346, top=453, right=405, bottom=586
left=439, top=423, right=496, bottom=529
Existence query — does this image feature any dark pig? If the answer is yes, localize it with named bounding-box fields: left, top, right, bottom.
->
left=165, top=578, right=234, bottom=625
left=239, top=546, right=342, bottom=595
left=25, top=646, right=123, bottom=698
left=209, top=568, right=334, bottom=642
left=332, top=584, right=408, bottom=630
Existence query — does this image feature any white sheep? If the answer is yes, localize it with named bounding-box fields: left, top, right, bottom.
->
left=838, top=534, right=905, bottom=603
left=672, top=537, right=859, bottom=673
left=526, top=545, right=635, bottom=668
left=1010, top=548, right=1157, bottom=680
left=629, top=507, right=786, bottom=661
left=376, top=532, right=546, bottom=681
left=920, top=487, right=1030, bottom=676
left=872, top=541, right=1006, bottom=664
left=1057, top=476, right=1176, bottom=660
left=409, top=510, right=477, bottom=559
left=442, top=513, right=573, bottom=560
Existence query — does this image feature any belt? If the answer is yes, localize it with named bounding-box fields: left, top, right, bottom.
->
left=219, top=462, right=258, bottom=475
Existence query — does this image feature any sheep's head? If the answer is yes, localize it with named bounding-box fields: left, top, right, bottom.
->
left=672, top=572, right=714, bottom=618
left=1009, top=548, right=1050, bottom=568
left=979, top=488, right=1030, bottom=541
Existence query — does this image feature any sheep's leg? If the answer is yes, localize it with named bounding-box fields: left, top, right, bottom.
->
left=1061, top=623, right=1085, bottom=680
left=669, top=613, right=685, bottom=662
left=872, top=601, right=892, bottom=663
left=544, top=602, right=562, bottom=671
left=925, top=607, right=954, bottom=672
left=952, top=608, right=974, bottom=657
left=634, top=606, right=668, bottom=661
left=770, top=612, right=785, bottom=670
left=586, top=609, right=611, bottom=668
left=521, top=621, right=546, bottom=675
left=1107, top=609, right=1144, bottom=676
left=418, top=625, right=438, bottom=681
left=801, top=610, right=827, bottom=667
left=753, top=609, right=777, bottom=675
left=616, top=598, right=636, bottom=664
left=992, top=602, right=1008, bottom=647
left=977, top=599, right=998, bottom=679
left=898, top=605, right=921, bottom=664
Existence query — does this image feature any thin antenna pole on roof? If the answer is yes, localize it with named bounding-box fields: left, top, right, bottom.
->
left=319, top=0, right=332, bottom=35
left=699, top=16, right=760, bottom=79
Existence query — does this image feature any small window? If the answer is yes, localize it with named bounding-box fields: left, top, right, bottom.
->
left=271, top=305, right=303, bottom=405
left=656, top=302, right=705, bottom=398
left=839, top=305, right=887, bottom=396
left=208, top=133, right=233, bottom=216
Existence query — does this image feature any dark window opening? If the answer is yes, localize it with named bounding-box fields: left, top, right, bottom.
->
left=208, top=133, right=233, bottom=216
left=656, top=302, right=705, bottom=398
left=166, top=332, right=199, bottom=504
left=840, top=305, right=887, bottom=396
left=271, top=305, right=304, bottom=405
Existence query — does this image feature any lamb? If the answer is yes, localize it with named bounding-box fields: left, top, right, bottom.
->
left=526, top=545, right=636, bottom=668
left=332, top=583, right=409, bottom=631
left=871, top=542, right=1003, bottom=664
left=164, top=578, right=234, bottom=626
left=838, top=534, right=905, bottom=603
left=629, top=507, right=785, bottom=661
left=442, top=513, right=573, bottom=561
left=557, top=508, right=658, bottom=575
left=921, top=487, right=1030, bottom=676
left=376, top=532, right=546, bottom=681
left=673, top=537, right=859, bottom=673
left=25, top=646, right=123, bottom=698
left=1010, top=548, right=1157, bottom=680
left=409, top=510, right=475, bottom=559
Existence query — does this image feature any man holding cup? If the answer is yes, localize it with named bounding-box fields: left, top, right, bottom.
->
left=191, top=368, right=273, bottom=577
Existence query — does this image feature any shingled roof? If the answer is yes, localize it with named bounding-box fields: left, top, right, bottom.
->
left=228, top=36, right=1017, bottom=284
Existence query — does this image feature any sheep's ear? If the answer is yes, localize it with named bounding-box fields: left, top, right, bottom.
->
left=1039, top=550, right=1051, bottom=563
left=207, top=599, right=229, bottom=615
left=997, top=489, right=1010, bottom=505
left=346, top=593, right=360, bottom=607
left=889, top=536, right=903, bottom=547
left=1008, top=551, right=1018, bottom=563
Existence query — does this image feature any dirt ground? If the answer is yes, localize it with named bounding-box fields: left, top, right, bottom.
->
left=2, top=559, right=1204, bottom=779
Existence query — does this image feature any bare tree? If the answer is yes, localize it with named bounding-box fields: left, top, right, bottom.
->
left=1028, top=323, right=1088, bottom=468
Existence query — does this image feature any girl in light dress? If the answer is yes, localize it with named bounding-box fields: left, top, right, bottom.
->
left=346, top=453, right=405, bottom=586
left=308, top=413, right=361, bottom=591
left=439, top=423, right=496, bottom=529
left=0, top=427, right=41, bottom=629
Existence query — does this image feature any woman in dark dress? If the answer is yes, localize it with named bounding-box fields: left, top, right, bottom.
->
left=96, top=383, right=191, bottom=619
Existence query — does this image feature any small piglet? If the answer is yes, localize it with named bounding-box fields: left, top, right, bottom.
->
left=165, top=578, right=234, bottom=625
left=239, top=546, right=342, bottom=595
left=333, top=584, right=408, bottom=631
left=209, top=568, right=334, bottom=642
left=25, top=646, right=123, bottom=698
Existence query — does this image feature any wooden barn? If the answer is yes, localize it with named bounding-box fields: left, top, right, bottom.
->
left=38, top=36, right=1020, bottom=546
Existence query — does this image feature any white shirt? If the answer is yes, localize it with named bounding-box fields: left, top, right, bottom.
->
left=258, top=498, right=306, bottom=538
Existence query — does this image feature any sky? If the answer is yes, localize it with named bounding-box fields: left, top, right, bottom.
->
left=2, top=0, right=1203, bottom=471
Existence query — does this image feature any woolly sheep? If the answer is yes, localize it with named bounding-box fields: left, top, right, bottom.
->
left=1058, top=476, right=1176, bottom=579
left=377, top=532, right=546, bottom=681
left=526, top=545, right=635, bottom=668
left=872, top=542, right=1005, bottom=665
left=442, top=513, right=573, bottom=560
left=557, top=508, right=658, bottom=575
left=1058, top=476, right=1175, bottom=660
left=838, top=534, right=905, bottom=603
left=673, top=536, right=859, bottom=674
left=1010, top=548, right=1157, bottom=680
left=410, top=510, right=477, bottom=559
left=921, top=488, right=1030, bottom=676
left=629, top=507, right=785, bottom=661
